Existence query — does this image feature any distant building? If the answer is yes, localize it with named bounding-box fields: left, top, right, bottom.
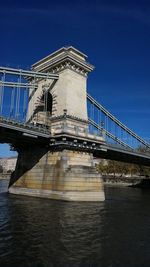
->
left=0, top=157, right=17, bottom=173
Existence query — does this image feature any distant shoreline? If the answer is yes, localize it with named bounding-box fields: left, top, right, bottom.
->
left=102, top=175, right=150, bottom=188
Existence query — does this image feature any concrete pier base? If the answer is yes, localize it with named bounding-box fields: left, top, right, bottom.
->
left=9, top=149, right=105, bottom=202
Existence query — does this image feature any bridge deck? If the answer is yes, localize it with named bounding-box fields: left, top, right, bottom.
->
left=0, top=117, right=50, bottom=146
left=0, top=119, right=150, bottom=166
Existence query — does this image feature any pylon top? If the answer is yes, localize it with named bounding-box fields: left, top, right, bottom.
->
left=32, top=46, right=94, bottom=77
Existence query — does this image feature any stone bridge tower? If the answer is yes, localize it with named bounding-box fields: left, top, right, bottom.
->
left=9, top=46, right=105, bottom=201
left=27, top=46, right=93, bottom=136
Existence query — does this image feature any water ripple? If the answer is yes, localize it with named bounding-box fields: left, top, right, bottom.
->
left=0, top=188, right=150, bottom=266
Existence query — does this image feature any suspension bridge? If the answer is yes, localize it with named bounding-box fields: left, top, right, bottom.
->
left=0, top=46, right=150, bottom=201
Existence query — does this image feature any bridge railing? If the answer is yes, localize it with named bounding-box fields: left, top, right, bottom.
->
left=87, top=93, right=150, bottom=152
left=0, top=66, right=58, bottom=132
left=0, top=116, right=50, bottom=134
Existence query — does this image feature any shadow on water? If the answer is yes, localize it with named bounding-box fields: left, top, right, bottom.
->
left=0, top=193, right=105, bottom=267
left=1, top=187, right=150, bottom=266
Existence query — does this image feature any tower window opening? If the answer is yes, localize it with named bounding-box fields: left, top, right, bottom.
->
left=34, top=92, right=53, bottom=116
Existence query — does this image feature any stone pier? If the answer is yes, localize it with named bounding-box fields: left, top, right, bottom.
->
left=9, top=148, right=104, bottom=201
left=9, top=46, right=105, bottom=201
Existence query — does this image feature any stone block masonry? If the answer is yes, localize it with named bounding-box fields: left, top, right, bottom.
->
left=9, top=149, right=105, bottom=201
left=9, top=46, right=105, bottom=201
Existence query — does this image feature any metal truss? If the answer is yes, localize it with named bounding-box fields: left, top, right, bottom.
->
left=89, top=118, right=133, bottom=150
left=0, top=66, right=59, bottom=81
left=87, top=93, right=150, bottom=149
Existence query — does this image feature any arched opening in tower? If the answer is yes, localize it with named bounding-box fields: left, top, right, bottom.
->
left=34, top=91, right=53, bottom=117
left=47, top=92, right=53, bottom=115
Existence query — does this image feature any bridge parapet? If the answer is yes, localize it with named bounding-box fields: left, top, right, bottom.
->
left=49, top=113, right=104, bottom=142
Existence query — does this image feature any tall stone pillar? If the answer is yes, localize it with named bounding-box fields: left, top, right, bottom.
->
left=9, top=46, right=105, bottom=201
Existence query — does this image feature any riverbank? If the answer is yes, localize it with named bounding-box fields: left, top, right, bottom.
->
left=1, top=174, right=149, bottom=194
left=102, top=175, right=149, bottom=187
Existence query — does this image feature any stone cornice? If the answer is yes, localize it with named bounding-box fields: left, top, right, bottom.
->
left=50, top=114, right=89, bottom=124
left=32, top=47, right=94, bottom=77
left=32, top=46, right=88, bottom=68
left=50, top=59, right=90, bottom=77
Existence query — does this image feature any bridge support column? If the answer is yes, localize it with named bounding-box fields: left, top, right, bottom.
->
left=9, top=148, right=105, bottom=201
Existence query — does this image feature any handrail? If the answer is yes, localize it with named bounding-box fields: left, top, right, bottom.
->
left=87, top=93, right=150, bottom=148
left=0, top=66, right=59, bottom=79
left=89, top=118, right=133, bottom=150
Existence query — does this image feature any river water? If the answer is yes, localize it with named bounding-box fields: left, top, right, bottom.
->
left=1, top=186, right=150, bottom=267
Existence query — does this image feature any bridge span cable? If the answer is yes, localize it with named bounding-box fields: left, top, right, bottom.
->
left=10, top=86, right=15, bottom=118
left=23, top=88, right=27, bottom=121
left=0, top=66, right=60, bottom=124
left=0, top=80, right=3, bottom=115
left=0, top=81, right=38, bottom=89
left=16, top=76, right=21, bottom=120
left=89, top=118, right=133, bottom=150
left=0, top=73, right=5, bottom=115
left=87, top=93, right=150, bottom=149
left=0, top=66, right=59, bottom=80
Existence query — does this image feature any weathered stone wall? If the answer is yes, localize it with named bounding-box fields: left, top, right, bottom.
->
left=27, top=79, right=54, bottom=122
left=27, top=67, right=88, bottom=124
left=9, top=149, right=105, bottom=201
left=27, top=46, right=93, bottom=125
left=51, top=69, right=88, bottom=120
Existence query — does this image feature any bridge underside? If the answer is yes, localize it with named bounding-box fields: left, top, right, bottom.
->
left=1, top=125, right=150, bottom=202
left=94, top=145, right=150, bottom=166
left=0, top=120, right=50, bottom=148
left=1, top=121, right=150, bottom=166
left=3, top=130, right=150, bottom=201
left=47, top=134, right=150, bottom=166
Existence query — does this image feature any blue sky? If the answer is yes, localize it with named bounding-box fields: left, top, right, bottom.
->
left=0, top=0, right=150, bottom=156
